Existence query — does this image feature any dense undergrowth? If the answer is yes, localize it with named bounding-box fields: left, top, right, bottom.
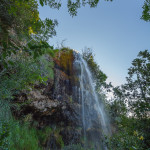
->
left=0, top=50, right=55, bottom=149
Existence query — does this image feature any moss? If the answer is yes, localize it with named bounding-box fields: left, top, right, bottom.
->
left=60, top=47, right=72, bottom=52
left=37, top=127, right=52, bottom=146
left=69, top=96, right=73, bottom=103
left=24, top=114, right=32, bottom=122
left=53, top=128, right=65, bottom=149
left=54, top=48, right=74, bottom=76
left=74, top=76, right=79, bottom=84
left=55, top=134, right=64, bottom=148
left=60, top=50, right=74, bottom=76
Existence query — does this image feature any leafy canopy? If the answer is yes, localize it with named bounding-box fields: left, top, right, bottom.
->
left=124, top=50, right=150, bottom=118
left=38, top=0, right=100, bottom=16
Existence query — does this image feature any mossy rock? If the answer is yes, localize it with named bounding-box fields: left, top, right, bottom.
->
left=53, top=48, right=74, bottom=76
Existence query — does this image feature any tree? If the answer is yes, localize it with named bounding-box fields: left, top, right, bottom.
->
left=124, top=50, right=150, bottom=119
left=106, top=51, right=150, bottom=150
left=0, top=0, right=58, bottom=71
left=141, top=0, right=150, bottom=21
left=82, top=48, right=107, bottom=91
left=0, top=0, right=104, bottom=68
left=0, top=0, right=58, bottom=49
left=38, top=0, right=100, bottom=16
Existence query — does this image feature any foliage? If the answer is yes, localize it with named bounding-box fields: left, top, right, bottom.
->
left=108, top=98, right=127, bottom=120
left=107, top=85, right=128, bottom=120
left=107, top=50, right=150, bottom=150
left=105, top=114, right=150, bottom=150
left=0, top=0, right=58, bottom=62
left=0, top=48, right=54, bottom=149
left=0, top=121, right=10, bottom=150
left=63, top=143, right=97, bottom=150
left=0, top=51, right=54, bottom=100
left=0, top=0, right=106, bottom=61
left=8, top=120, right=41, bottom=150
left=0, top=119, right=40, bottom=150
left=34, top=126, right=53, bottom=146
left=0, top=119, right=66, bottom=150
left=0, top=0, right=150, bottom=149
left=0, top=118, right=58, bottom=150
left=82, top=47, right=107, bottom=90
left=38, top=0, right=100, bottom=16
left=141, top=0, right=150, bottom=21
left=106, top=127, right=145, bottom=150
left=124, top=50, right=150, bottom=119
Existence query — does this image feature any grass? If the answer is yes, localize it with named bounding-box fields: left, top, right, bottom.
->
left=8, top=120, right=41, bottom=150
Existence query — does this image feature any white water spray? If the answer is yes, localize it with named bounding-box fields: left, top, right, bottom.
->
left=73, top=52, right=110, bottom=149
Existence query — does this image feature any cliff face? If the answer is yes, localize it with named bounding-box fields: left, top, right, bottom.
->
left=12, top=48, right=108, bottom=150
left=12, top=49, right=83, bottom=149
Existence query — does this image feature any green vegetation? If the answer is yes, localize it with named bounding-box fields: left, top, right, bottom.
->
left=0, top=119, right=58, bottom=150
left=105, top=50, right=150, bottom=150
left=38, top=0, right=100, bottom=16
left=0, top=0, right=55, bottom=145
left=82, top=48, right=107, bottom=90
left=0, top=52, right=54, bottom=100
left=82, top=49, right=150, bottom=150
left=0, top=0, right=150, bottom=150
left=142, top=0, right=150, bottom=21
left=9, top=120, right=40, bottom=150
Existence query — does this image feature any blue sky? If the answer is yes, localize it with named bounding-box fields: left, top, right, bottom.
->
left=39, top=0, right=150, bottom=86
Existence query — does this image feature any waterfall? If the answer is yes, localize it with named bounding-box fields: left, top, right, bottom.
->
left=73, top=51, right=111, bottom=150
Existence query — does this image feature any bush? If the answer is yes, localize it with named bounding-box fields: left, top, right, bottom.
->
left=0, top=52, right=54, bottom=100
left=105, top=116, right=148, bottom=150
left=8, top=120, right=41, bottom=150
left=0, top=51, right=54, bottom=149
left=0, top=121, right=10, bottom=150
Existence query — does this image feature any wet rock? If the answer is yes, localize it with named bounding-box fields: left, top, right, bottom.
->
left=13, top=92, right=27, bottom=103
left=14, top=89, right=81, bottom=127
left=53, top=68, right=72, bottom=101
left=86, top=128, right=104, bottom=150
left=60, top=127, right=81, bottom=145
left=46, top=133, right=62, bottom=150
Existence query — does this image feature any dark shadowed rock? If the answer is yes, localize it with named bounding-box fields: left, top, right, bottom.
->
left=60, top=127, right=81, bottom=145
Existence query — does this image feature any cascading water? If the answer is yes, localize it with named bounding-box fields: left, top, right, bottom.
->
left=73, top=51, right=111, bottom=150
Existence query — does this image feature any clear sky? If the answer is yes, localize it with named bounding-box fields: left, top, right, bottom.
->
left=38, top=0, right=150, bottom=86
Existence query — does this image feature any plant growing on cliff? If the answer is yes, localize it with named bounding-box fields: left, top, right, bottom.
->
left=8, top=120, right=41, bottom=150
left=0, top=51, right=54, bottom=100
left=0, top=0, right=102, bottom=62
left=82, top=47, right=107, bottom=91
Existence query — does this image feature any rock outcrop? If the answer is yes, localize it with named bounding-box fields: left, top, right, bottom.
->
left=11, top=48, right=109, bottom=150
left=11, top=49, right=83, bottom=149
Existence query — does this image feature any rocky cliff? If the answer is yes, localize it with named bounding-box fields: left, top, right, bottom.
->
left=11, top=48, right=109, bottom=150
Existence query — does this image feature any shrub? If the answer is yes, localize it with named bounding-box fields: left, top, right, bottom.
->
left=0, top=52, right=54, bottom=100
left=8, top=120, right=41, bottom=150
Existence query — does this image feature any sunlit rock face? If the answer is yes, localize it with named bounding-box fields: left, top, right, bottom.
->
left=12, top=48, right=110, bottom=150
